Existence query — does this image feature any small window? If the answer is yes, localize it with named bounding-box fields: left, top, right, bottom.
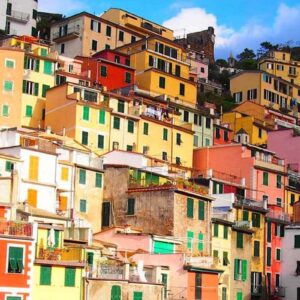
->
left=127, top=198, right=135, bottom=215
left=258, top=128, right=262, bottom=138
left=276, top=198, right=282, bottom=207
left=183, top=111, right=189, bottom=122
left=143, top=122, right=149, bottom=135
left=113, top=117, right=120, bottom=130
left=91, top=40, right=97, bottom=51
left=95, top=173, right=102, bottom=188
left=105, top=44, right=110, bottom=50
left=82, top=106, right=90, bottom=121
left=25, top=105, right=33, bottom=117
left=61, top=167, right=69, bottom=181
left=8, top=246, right=24, bottom=273
left=254, top=240, right=260, bottom=257
left=276, top=175, right=282, bottom=188
left=98, top=135, right=104, bottom=149
left=106, top=25, right=111, bottom=37
left=162, top=151, right=167, bottom=161
left=176, top=133, right=181, bottom=145
left=179, top=83, right=185, bottom=96
left=40, top=266, right=52, bottom=285
left=131, top=36, right=136, bottom=43
left=295, top=235, right=300, bottom=248
left=60, top=43, right=65, bottom=54
left=206, top=117, right=211, bottom=129
left=159, top=76, right=165, bottom=89
left=99, top=110, right=105, bottom=124
left=4, top=80, right=13, bottom=92
left=127, top=120, right=134, bottom=133
left=79, top=169, right=86, bottom=184
left=2, top=104, right=9, bottom=117
left=80, top=199, right=87, bottom=213
left=237, top=232, right=243, bottom=248
left=100, top=65, right=107, bottom=77
left=81, top=131, right=88, bottom=145
left=223, top=226, right=228, bottom=239
left=125, top=72, right=131, bottom=83
left=118, top=30, right=124, bottom=41
left=5, top=59, right=15, bottom=68
left=65, top=267, right=76, bottom=287
left=276, top=248, right=281, bottom=261
left=117, top=100, right=125, bottom=113
left=175, top=157, right=181, bottom=165
left=213, top=223, right=219, bottom=237
left=263, top=172, right=269, bottom=186
left=163, top=128, right=168, bottom=141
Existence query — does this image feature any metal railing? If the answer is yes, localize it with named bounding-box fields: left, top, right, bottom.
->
left=7, top=10, right=30, bottom=22
left=52, top=26, right=80, bottom=40
left=64, top=227, right=90, bottom=242
left=92, top=264, right=124, bottom=280
left=0, top=221, right=33, bottom=237
left=274, top=286, right=286, bottom=297
left=235, top=198, right=267, bottom=210
left=36, top=247, right=83, bottom=261
left=266, top=211, right=290, bottom=222
left=235, top=220, right=252, bottom=229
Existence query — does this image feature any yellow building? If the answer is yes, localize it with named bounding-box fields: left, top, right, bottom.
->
left=259, top=50, right=300, bottom=85
left=45, top=82, right=194, bottom=168
left=230, top=70, right=300, bottom=119
left=1, top=36, right=56, bottom=129
left=32, top=223, right=85, bottom=300
left=101, top=8, right=174, bottom=40
left=117, top=36, right=198, bottom=105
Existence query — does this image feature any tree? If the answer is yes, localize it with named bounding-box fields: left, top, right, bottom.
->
left=237, top=48, right=256, bottom=61
left=215, top=59, right=228, bottom=68
left=257, top=41, right=279, bottom=58
left=236, top=58, right=258, bottom=70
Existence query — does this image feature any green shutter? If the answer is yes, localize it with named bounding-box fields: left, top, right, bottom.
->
left=237, top=232, right=243, bottom=248
left=267, top=247, right=271, bottom=266
left=79, top=169, right=86, bottom=184
left=222, top=287, right=227, bottom=300
left=125, top=72, right=131, bottom=83
left=113, top=117, right=120, bottom=129
left=4, top=80, right=13, bottom=91
left=236, top=291, right=243, bottom=300
left=224, top=226, right=228, bottom=239
left=213, top=250, right=218, bottom=257
left=2, top=104, right=9, bottom=116
left=162, top=274, right=168, bottom=298
left=42, top=84, right=50, bottom=98
left=276, top=248, right=281, bottom=260
left=213, top=223, right=219, bottom=237
left=34, top=82, right=39, bottom=96
left=252, top=213, right=261, bottom=228
left=44, top=61, right=52, bottom=74
left=82, top=131, right=88, bottom=145
left=234, top=259, right=239, bottom=280
left=198, top=200, right=204, bottom=220
left=24, top=56, right=28, bottom=69
left=295, top=235, right=300, bottom=248
left=242, top=210, right=249, bottom=221
left=25, top=105, right=32, bottom=117
left=267, top=222, right=272, bottom=243
left=65, top=267, right=76, bottom=287
left=127, top=198, right=135, bottom=215
left=187, top=198, right=194, bottom=218
left=263, top=172, right=269, bottom=185
left=22, top=80, right=27, bottom=93
left=83, top=106, right=90, bottom=120
left=99, top=110, right=105, bottom=124
left=5, top=60, right=14, bottom=68
left=100, top=66, right=107, bottom=77
left=187, top=231, right=194, bottom=250
left=128, top=120, right=134, bottom=133
left=159, top=76, right=165, bottom=88
left=98, top=135, right=104, bottom=149
left=54, top=230, right=59, bottom=248
left=95, top=173, right=102, bottom=188
left=80, top=199, right=87, bottom=212
left=35, top=59, right=40, bottom=72
left=242, top=260, right=247, bottom=281
left=117, top=100, right=125, bottom=113
left=163, top=128, right=168, bottom=140
left=5, top=161, right=12, bottom=171
left=254, top=241, right=260, bottom=257
left=223, top=251, right=228, bottom=266
left=111, top=285, right=121, bottom=300
left=198, top=233, right=204, bottom=251
left=153, top=241, right=174, bottom=254
left=41, top=48, right=48, bottom=56
left=40, top=266, right=52, bottom=285
left=133, top=291, right=143, bottom=300
left=143, top=122, right=149, bottom=135
left=8, top=247, right=23, bottom=273
left=87, top=252, right=94, bottom=266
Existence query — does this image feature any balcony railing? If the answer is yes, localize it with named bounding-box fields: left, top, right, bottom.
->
left=0, top=221, right=33, bottom=237
left=90, top=264, right=124, bottom=280
left=252, top=285, right=263, bottom=296
left=235, top=198, right=267, bottom=210
left=184, top=256, right=214, bottom=268
left=274, top=286, right=286, bottom=297
left=52, top=26, right=81, bottom=41
left=266, top=211, right=290, bottom=222
left=235, top=220, right=252, bottom=229
left=36, top=247, right=83, bottom=262
left=64, top=227, right=90, bottom=242
left=141, top=22, right=161, bottom=34
left=7, top=10, right=30, bottom=23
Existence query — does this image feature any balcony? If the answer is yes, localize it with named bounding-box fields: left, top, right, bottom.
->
left=235, top=220, right=252, bottom=229
left=64, top=227, right=90, bottom=243
left=252, top=285, right=263, bottom=296
left=288, top=71, right=298, bottom=77
left=254, top=157, right=285, bottom=173
left=7, top=10, right=30, bottom=23
left=184, top=256, right=214, bottom=268
left=212, top=209, right=235, bottom=222
left=52, top=26, right=81, bottom=42
left=89, top=263, right=124, bottom=280
left=274, top=286, right=286, bottom=297
left=0, top=221, right=33, bottom=238
left=266, top=210, right=290, bottom=223
left=235, top=198, right=268, bottom=210
left=141, top=22, right=161, bottom=34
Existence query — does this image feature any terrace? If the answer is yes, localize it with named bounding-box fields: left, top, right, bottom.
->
left=0, top=220, right=33, bottom=238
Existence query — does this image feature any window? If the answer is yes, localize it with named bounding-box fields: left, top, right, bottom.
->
left=118, top=30, right=124, bottom=41
left=82, top=106, right=90, bottom=121
left=222, top=287, right=227, bottom=300
left=113, top=117, right=120, bottom=130
left=267, top=222, right=272, bottom=243
left=195, top=273, right=201, bottom=300
left=243, top=210, right=249, bottom=221
left=65, top=267, right=76, bottom=287
left=24, top=57, right=40, bottom=71
left=127, top=198, right=135, bottom=215
left=97, top=134, right=104, bottom=149
left=5, top=160, right=13, bottom=172
left=258, top=128, right=262, bottom=138
left=216, top=127, right=220, bottom=139
left=131, top=36, right=136, bottom=43
left=61, top=167, right=69, bottom=181
left=233, top=92, right=243, bottom=103
left=79, top=169, right=86, bottom=184
left=99, top=110, right=105, bottom=124
left=25, top=105, right=33, bottom=117
left=161, top=273, right=168, bottom=299
left=40, top=266, right=51, bottom=285
left=237, top=232, right=243, bottom=248
left=187, top=231, right=194, bottom=250
left=175, top=65, right=181, bottom=77
left=143, top=122, right=149, bottom=135
left=44, top=61, right=52, bottom=75
left=133, top=292, right=143, bottom=300
left=106, top=25, right=111, bottom=37
left=8, top=246, right=24, bottom=273
left=224, top=131, right=229, bottom=141
left=100, top=65, right=107, bottom=77
left=263, top=172, right=269, bottom=186
left=276, top=248, right=281, bottom=261
left=187, top=198, right=194, bottom=218
left=179, top=83, right=185, bottom=96
left=296, top=261, right=300, bottom=276
left=117, top=100, right=125, bottom=113
left=80, top=199, right=87, bottom=213
left=92, top=40, right=97, bottom=51
left=266, top=247, right=271, bottom=266
left=275, top=274, right=280, bottom=288
left=213, top=223, right=219, bottom=237
left=198, top=201, right=204, bottom=220
left=162, top=151, right=167, bottom=161
left=198, top=233, right=204, bottom=251
left=176, top=133, right=181, bottom=145
left=252, top=213, right=261, bottom=228
left=206, top=117, right=211, bottom=129
left=205, top=138, right=210, bottom=146
left=105, top=44, right=110, bottom=50
left=183, top=110, right=189, bottom=122
left=254, top=241, right=260, bottom=257
left=234, top=259, right=247, bottom=281
left=4, top=80, right=13, bottom=92
left=236, top=291, right=243, bottom=300
left=81, top=131, right=88, bottom=145
left=224, top=226, right=228, bottom=239
left=159, top=76, right=165, bottom=89
left=163, top=128, right=168, bottom=141
left=23, top=80, right=39, bottom=96
left=42, top=84, right=50, bottom=98
left=60, top=43, right=65, bottom=54
left=5, top=59, right=15, bottom=68
left=276, top=198, right=282, bottom=207
left=247, top=89, right=257, bottom=100
left=295, top=235, right=300, bottom=248
left=291, top=194, right=295, bottom=205
left=90, top=20, right=101, bottom=32
left=223, top=251, right=229, bottom=266
left=2, top=104, right=9, bottom=117
left=276, top=175, right=282, bottom=188
left=111, top=285, right=121, bottom=300
left=128, top=120, right=134, bottom=133
left=125, top=72, right=131, bottom=83
left=127, top=145, right=133, bottom=151
left=95, top=173, right=102, bottom=188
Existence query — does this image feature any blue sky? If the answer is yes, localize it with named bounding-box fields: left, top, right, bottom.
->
left=39, top=0, right=300, bottom=58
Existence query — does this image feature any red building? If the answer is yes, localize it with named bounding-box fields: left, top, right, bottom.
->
left=77, top=49, right=135, bottom=91
left=0, top=212, right=34, bottom=300
left=213, top=123, right=233, bottom=145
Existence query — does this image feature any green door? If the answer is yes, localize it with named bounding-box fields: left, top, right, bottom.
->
left=111, top=285, right=121, bottom=300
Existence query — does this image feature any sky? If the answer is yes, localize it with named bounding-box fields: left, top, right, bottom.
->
left=39, top=0, right=300, bottom=58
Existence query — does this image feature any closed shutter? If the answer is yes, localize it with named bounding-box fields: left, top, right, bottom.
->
left=213, top=223, right=219, bottom=237
left=117, top=100, right=125, bottom=113
left=267, top=222, right=272, bottom=242
left=98, top=135, right=104, bottom=149
left=163, top=128, right=168, bottom=140
left=125, top=72, right=131, bottom=83
left=242, top=210, right=249, bottom=221
left=8, top=246, right=24, bottom=273
left=26, top=105, right=33, bottom=117
left=143, top=122, right=149, bottom=135
left=65, top=267, right=76, bottom=287
left=223, top=251, right=228, bottom=266
left=34, top=82, right=39, bottom=96
left=59, top=196, right=68, bottom=211
left=187, top=231, right=194, bottom=250
left=242, top=260, right=248, bottom=281
left=159, top=76, right=165, bottom=88
left=133, top=292, right=143, bottom=300
left=79, top=169, right=86, bottom=184
left=100, top=66, right=107, bottom=77
left=254, top=241, right=260, bottom=257
left=128, top=120, right=134, bottom=133
left=5, top=160, right=12, bottom=172
left=295, top=235, right=300, bottom=248
left=42, top=84, right=50, bottom=97
left=162, top=274, right=168, bottom=298
left=111, top=285, right=121, bottom=300
left=187, top=198, right=194, bottom=218
left=99, top=110, right=105, bottom=124
left=224, top=226, right=228, bottom=239
left=95, top=173, right=102, bottom=188
left=35, top=59, right=40, bottom=72
left=54, top=230, right=59, bottom=248
left=24, top=56, right=28, bottom=69
left=222, top=287, right=227, bottom=300
left=127, top=198, right=135, bottom=215
left=29, top=156, right=39, bottom=180
left=61, top=167, right=69, bottom=181
left=149, top=55, right=154, bottom=66
left=153, top=241, right=174, bottom=254
left=198, top=233, right=204, bottom=251
left=234, top=259, right=239, bottom=280
left=40, top=266, right=51, bottom=285
left=236, top=291, right=243, bottom=300
left=267, top=247, right=272, bottom=266
left=80, top=199, right=87, bottom=213
left=237, top=232, right=243, bottom=248
left=113, top=117, right=120, bottom=129
left=27, top=189, right=37, bottom=207
left=44, top=61, right=52, bottom=74
left=198, top=201, right=205, bottom=220
left=252, top=213, right=261, bottom=228
left=263, top=172, right=269, bottom=185
left=83, top=106, right=90, bottom=120
left=87, top=252, right=94, bottom=266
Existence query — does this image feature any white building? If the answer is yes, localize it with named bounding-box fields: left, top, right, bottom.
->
left=0, top=0, right=38, bottom=36
left=282, top=224, right=300, bottom=300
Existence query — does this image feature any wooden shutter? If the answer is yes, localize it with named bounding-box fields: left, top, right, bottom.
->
left=187, top=231, right=194, bottom=250
left=242, top=260, right=247, bottom=281
left=143, top=122, right=149, bottom=135
left=40, top=266, right=51, bottom=285
left=87, top=252, right=94, bottom=266
left=98, top=135, right=104, bottom=149
left=223, top=251, right=228, bottom=266
left=29, top=156, right=39, bottom=180
left=163, top=128, right=168, bottom=140
left=133, top=292, right=143, bottom=300
left=128, top=120, right=134, bottom=133
left=214, top=224, right=219, bottom=237
left=267, top=222, right=272, bottom=242
left=198, top=200, right=205, bottom=220
left=295, top=235, right=300, bottom=248
left=44, top=61, right=52, bottom=74
left=236, top=291, right=243, bottom=300
left=35, top=59, right=40, bottom=72
left=224, top=226, right=228, bottom=239
left=54, top=230, right=60, bottom=248
left=83, top=106, right=89, bottom=120
left=237, top=232, right=243, bottom=248
left=95, top=173, right=102, bottom=188
left=61, top=167, right=69, bottom=181
left=99, top=110, right=105, bottom=124
left=80, top=199, right=87, bottom=213
left=59, top=196, right=68, bottom=211
left=267, top=247, right=272, bottom=266
left=34, top=82, right=39, bottom=96
left=187, top=198, right=194, bottom=218
left=24, top=56, right=28, bottom=69
left=198, top=233, right=204, bottom=251
left=79, top=169, right=86, bottom=184
left=111, top=285, right=121, bottom=300
left=234, top=259, right=239, bottom=280
left=27, top=189, right=37, bottom=207
left=65, top=267, right=76, bottom=287
left=242, top=210, right=249, bottom=221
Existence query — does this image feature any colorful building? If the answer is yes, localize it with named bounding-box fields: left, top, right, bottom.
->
left=50, top=12, right=143, bottom=58
left=213, top=122, right=233, bottom=145
left=77, top=49, right=135, bottom=91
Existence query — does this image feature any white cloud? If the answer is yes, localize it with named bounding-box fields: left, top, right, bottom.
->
left=38, top=0, right=87, bottom=14
left=163, top=4, right=300, bottom=58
